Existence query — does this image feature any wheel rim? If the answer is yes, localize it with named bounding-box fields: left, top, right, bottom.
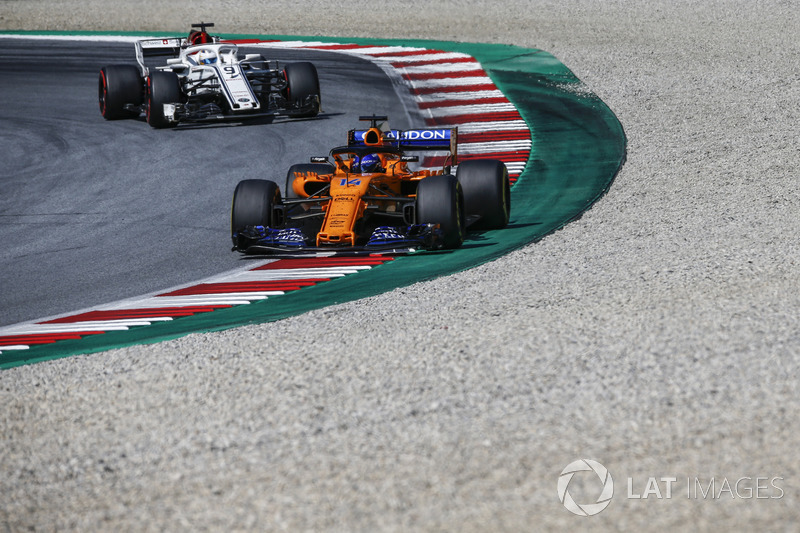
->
left=283, top=70, right=291, bottom=104
left=99, top=70, right=108, bottom=116
left=145, top=76, right=152, bottom=123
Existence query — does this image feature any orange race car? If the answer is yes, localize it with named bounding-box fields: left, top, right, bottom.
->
left=230, top=116, right=510, bottom=254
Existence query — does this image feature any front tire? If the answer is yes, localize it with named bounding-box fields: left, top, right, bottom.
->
left=283, top=62, right=320, bottom=118
left=231, top=179, right=282, bottom=245
left=146, top=71, right=181, bottom=129
left=98, top=65, right=143, bottom=120
left=456, top=159, right=510, bottom=229
left=415, top=174, right=465, bottom=249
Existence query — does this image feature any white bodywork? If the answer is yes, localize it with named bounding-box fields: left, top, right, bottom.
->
left=179, top=44, right=260, bottom=111
left=135, top=38, right=263, bottom=117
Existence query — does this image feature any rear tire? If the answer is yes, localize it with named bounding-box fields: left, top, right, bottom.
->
left=146, top=71, right=181, bottom=129
left=283, top=62, right=320, bottom=118
left=231, top=179, right=282, bottom=245
left=415, top=174, right=465, bottom=249
left=98, top=65, right=142, bottom=120
left=456, top=159, right=510, bottom=229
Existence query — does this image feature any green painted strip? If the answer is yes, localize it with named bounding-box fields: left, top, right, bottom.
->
left=0, top=31, right=626, bottom=369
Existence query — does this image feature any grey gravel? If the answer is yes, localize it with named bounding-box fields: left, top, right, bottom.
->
left=2, top=1, right=799, bottom=531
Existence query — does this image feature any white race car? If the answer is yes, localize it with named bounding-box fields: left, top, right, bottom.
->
left=98, top=22, right=321, bottom=128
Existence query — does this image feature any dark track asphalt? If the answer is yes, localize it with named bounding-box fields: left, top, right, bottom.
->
left=0, top=38, right=410, bottom=326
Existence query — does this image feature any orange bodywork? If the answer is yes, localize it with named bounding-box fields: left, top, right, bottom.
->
left=291, top=148, right=442, bottom=246
left=286, top=122, right=458, bottom=247
left=317, top=174, right=370, bottom=246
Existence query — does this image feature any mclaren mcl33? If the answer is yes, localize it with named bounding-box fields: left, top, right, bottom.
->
left=231, top=116, right=511, bottom=254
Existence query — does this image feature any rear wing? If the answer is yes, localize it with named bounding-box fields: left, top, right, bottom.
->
left=133, top=33, right=221, bottom=75
left=348, top=127, right=459, bottom=163
left=134, top=38, right=184, bottom=75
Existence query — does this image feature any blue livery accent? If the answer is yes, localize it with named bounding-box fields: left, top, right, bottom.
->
left=365, top=224, right=442, bottom=249
left=352, top=128, right=453, bottom=149
left=367, top=226, right=408, bottom=246
left=243, top=226, right=307, bottom=247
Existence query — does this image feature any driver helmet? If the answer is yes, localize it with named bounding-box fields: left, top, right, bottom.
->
left=197, top=49, right=217, bottom=65
left=356, top=153, right=382, bottom=173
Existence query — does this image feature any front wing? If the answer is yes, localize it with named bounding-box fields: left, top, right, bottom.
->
left=162, top=94, right=319, bottom=124
left=232, top=224, right=444, bottom=255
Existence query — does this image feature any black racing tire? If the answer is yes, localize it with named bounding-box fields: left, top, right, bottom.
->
left=98, top=65, right=143, bottom=120
left=284, top=163, right=335, bottom=199
left=146, top=71, right=181, bottom=129
left=415, top=174, right=465, bottom=249
left=283, top=62, right=320, bottom=118
left=231, top=179, right=282, bottom=245
left=456, top=159, right=511, bottom=230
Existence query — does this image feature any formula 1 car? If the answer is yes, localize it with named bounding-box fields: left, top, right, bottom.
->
left=230, top=116, right=510, bottom=254
left=98, top=22, right=320, bottom=128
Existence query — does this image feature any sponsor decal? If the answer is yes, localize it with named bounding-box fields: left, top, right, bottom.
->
left=395, top=129, right=450, bottom=141
left=353, top=129, right=451, bottom=143
left=141, top=38, right=181, bottom=48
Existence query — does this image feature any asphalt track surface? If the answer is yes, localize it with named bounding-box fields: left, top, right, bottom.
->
left=0, top=39, right=411, bottom=327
